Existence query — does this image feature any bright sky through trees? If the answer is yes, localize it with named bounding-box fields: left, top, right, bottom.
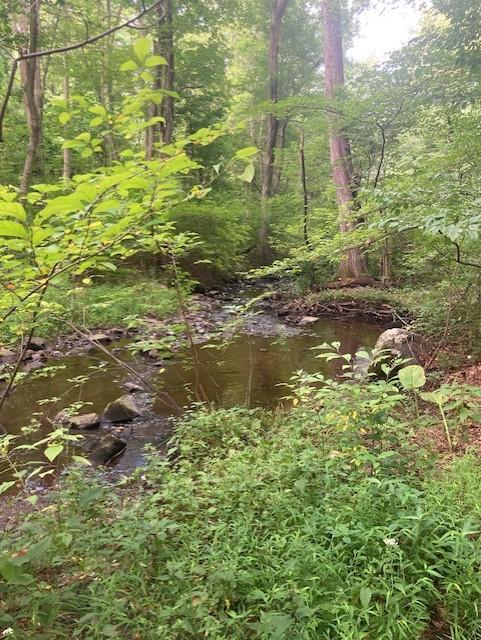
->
left=350, top=1, right=423, bottom=61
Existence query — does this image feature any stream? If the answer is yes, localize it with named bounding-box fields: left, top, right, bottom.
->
left=0, top=290, right=384, bottom=483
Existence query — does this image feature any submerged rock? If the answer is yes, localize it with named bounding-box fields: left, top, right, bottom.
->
left=83, top=431, right=127, bottom=465
left=123, top=381, right=144, bottom=394
left=102, top=394, right=141, bottom=423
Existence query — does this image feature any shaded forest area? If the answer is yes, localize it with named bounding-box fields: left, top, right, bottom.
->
left=2, top=1, right=481, bottom=639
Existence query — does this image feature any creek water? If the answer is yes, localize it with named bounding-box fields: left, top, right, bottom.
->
left=0, top=301, right=383, bottom=479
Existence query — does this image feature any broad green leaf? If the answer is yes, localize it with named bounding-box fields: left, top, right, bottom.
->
left=89, top=104, right=107, bottom=116
left=235, top=146, right=259, bottom=159
left=120, top=60, right=138, bottom=72
left=398, top=365, right=426, bottom=390
left=0, top=481, right=15, bottom=494
left=0, top=202, right=26, bottom=222
left=0, top=559, right=34, bottom=585
left=133, top=37, right=152, bottom=63
left=239, top=163, right=255, bottom=183
left=59, top=111, right=71, bottom=124
left=145, top=55, right=167, bottom=67
left=44, top=444, right=63, bottom=462
left=0, top=220, right=28, bottom=240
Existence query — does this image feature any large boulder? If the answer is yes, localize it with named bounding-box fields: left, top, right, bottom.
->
left=102, top=394, right=141, bottom=423
left=82, top=432, right=127, bottom=465
left=54, top=411, right=100, bottom=430
left=369, top=328, right=422, bottom=378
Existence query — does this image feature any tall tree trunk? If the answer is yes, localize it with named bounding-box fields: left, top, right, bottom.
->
left=62, top=73, right=71, bottom=179
left=272, top=117, right=288, bottom=194
left=299, top=128, right=310, bottom=249
left=258, top=0, right=289, bottom=262
left=16, top=0, right=43, bottom=195
left=322, top=0, right=368, bottom=280
left=160, top=0, right=175, bottom=145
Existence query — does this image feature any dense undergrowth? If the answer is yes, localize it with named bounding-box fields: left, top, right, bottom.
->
left=2, top=377, right=481, bottom=639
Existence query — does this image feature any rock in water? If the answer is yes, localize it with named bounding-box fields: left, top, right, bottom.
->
left=28, top=336, right=46, bottom=351
left=370, top=328, right=422, bottom=378
left=69, top=413, right=101, bottom=430
left=83, top=432, right=127, bottom=465
left=54, top=411, right=101, bottom=429
left=102, top=394, right=141, bottom=423
left=90, top=333, right=112, bottom=344
left=299, top=316, right=319, bottom=326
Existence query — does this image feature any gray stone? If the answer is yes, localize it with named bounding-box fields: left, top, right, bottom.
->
left=28, top=336, right=46, bottom=351
left=123, top=381, right=144, bottom=393
left=69, top=413, right=101, bottom=430
left=370, top=328, right=422, bottom=378
left=102, top=394, right=141, bottom=423
left=83, top=432, right=127, bottom=465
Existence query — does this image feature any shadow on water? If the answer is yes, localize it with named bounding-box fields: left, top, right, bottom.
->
left=0, top=310, right=383, bottom=477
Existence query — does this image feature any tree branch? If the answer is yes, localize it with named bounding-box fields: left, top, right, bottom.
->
left=0, top=0, right=166, bottom=142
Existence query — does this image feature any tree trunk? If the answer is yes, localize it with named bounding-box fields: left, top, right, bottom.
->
left=322, top=0, right=368, bottom=279
left=258, top=0, right=289, bottom=262
left=299, top=128, right=310, bottom=249
left=272, top=117, right=288, bottom=194
left=62, top=73, right=71, bottom=179
left=160, top=0, right=175, bottom=145
left=16, top=0, right=43, bottom=196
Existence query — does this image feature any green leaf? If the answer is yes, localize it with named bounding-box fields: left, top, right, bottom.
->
left=0, top=481, right=16, bottom=495
left=89, top=105, right=107, bottom=116
left=360, top=586, right=372, bottom=608
left=0, top=202, right=26, bottom=222
left=235, top=146, right=259, bottom=159
left=239, top=163, right=255, bottom=183
left=145, top=55, right=167, bottom=67
left=0, top=559, right=34, bottom=585
left=133, top=37, right=152, bottom=63
left=59, top=111, right=71, bottom=125
left=0, top=220, right=28, bottom=240
left=120, top=60, right=138, bottom=72
left=140, top=70, right=155, bottom=83
left=44, top=444, right=63, bottom=462
left=398, top=365, right=426, bottom=390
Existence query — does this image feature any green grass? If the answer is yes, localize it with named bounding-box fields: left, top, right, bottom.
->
left=32, top=273, right=180, bottom=340
left=2, top=378, right=481, bottom=639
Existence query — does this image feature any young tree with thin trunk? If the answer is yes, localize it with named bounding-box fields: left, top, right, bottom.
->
left=322, top=0, right=368, bottom=280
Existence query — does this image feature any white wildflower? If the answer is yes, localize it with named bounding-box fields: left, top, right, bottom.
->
left=383, top=537, right=399, bottom=547
left=1, top=629, right=14, bottom=638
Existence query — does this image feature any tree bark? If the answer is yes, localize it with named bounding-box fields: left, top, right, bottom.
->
left=160, top=0, right=175, bottom=145
left=299, top=128, right=310, bottom=249
left=62, top=73, right=71, bottom=179
left=258, top=0, right=289, bottom=262
left=16, top=0, right=43, bottom=195
left=322, top=0, right=368, bottom=279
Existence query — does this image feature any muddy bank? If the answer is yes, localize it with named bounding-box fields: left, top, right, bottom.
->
left=267, top=287, right=410, bottom=326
